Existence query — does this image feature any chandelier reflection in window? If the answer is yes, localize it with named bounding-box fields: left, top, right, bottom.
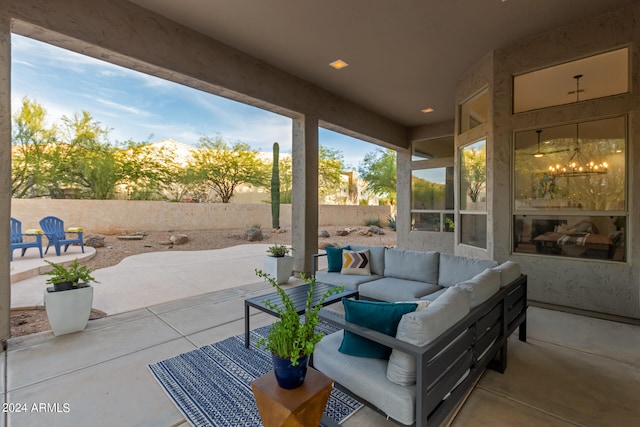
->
left=547, top=75, right=608, bottom=178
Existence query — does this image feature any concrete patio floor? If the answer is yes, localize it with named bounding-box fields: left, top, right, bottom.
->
left=4, top=247, right=640, bottom=426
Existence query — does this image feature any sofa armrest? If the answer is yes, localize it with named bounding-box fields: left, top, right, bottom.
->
left=312, top=253, right=327, bottom=276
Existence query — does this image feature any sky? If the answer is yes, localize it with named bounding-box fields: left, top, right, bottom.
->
left=10, top=34, right=382, bottom=170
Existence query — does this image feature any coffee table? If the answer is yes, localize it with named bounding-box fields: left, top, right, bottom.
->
left=245, top=282, right=358, bottom=348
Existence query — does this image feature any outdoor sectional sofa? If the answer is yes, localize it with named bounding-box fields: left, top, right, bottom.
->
left=311, top=245, right=527, bottom=426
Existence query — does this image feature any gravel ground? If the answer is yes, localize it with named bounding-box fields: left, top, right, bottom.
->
left=81, top=226, right=396, bottom=270
left=11, top=226, right=396, bottom=338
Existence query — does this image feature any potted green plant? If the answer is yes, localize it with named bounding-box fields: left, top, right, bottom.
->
left=255, top=269, right=343, bottom=389
left=264, top=244, right=294, bottom=285
left=43, top=260, right=99, bottom=336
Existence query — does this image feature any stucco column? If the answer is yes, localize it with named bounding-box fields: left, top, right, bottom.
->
left=0, top=13, right=12, bottom=347
left=292, top=115, right=319, bottom=274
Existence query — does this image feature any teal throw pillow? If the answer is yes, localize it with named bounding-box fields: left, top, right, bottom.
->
left=339, top=299, right=417, bottom=359
left=326, top=245, right=350, bottom=272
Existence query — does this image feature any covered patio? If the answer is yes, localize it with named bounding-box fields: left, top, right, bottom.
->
left=2, top=0, right=640, bottom=425
left=4, top=249, right=639, bottom=426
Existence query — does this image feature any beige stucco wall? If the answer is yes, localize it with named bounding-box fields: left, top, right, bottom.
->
left=491, top=4, right=639, bottom=318
left=10, top=199, right=391, bottom=235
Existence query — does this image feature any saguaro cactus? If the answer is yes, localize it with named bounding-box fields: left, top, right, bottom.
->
left=271, top=142, right=280, bottom=229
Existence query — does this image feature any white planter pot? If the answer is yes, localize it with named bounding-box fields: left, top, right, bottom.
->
left=44, top=285, right=94, bottom=336
left=264, top=256, right=294, bottom=285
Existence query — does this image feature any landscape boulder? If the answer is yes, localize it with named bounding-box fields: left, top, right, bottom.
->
left=170, top=234, right=189, bottom=245
left=244, top=228, right=264, bottom=242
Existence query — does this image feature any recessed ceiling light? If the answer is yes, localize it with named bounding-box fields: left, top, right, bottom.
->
left=421, top=108, right=434, bottom=113
left=329, top=59, right=349, bottom=70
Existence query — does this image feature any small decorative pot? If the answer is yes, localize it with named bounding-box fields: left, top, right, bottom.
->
left=272, top=354, right=309, bottom=389
left=44, top=284, right=93, bottom=336
left=264, top=255, right=295, bottom=285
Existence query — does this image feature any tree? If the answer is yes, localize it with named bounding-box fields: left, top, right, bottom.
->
left=318, top=146, right=343, bottom=199
left=57, top=111, right=120, bottom=199
left=358, top=148, right=397, bottom=204
left=190, top=136, right=268, bottom=203
left=461, top=142, right=486, bottom=205
left=11, top=97, right=57, bottom=198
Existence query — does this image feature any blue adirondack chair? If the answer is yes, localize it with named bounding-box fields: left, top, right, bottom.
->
left=10, top=217, right=44, bottom=261
left=39, top=216, right=85, bottom=256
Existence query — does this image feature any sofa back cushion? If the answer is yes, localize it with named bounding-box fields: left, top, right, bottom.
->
left=492, top=260, right=521, bottom=287
left=350, top=245, right=385, bottom=275
left=455, top=268, right=501, bottom=308
left=339, top=299, right=418, bottom=359
left=386, top=287, right=470, bottom=386
left=438, top=253, right=498, bottom=287
left=384, top=248, right=439, bottom=283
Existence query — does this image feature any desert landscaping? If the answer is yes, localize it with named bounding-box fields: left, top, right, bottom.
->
left=11, top=225, right=396, bottom=337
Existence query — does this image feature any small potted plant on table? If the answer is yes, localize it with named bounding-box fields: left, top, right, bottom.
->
left=264, top=244, right=294, bottom=285
left=255, top=269, right=342, bottom=389
left=43, top=260, right=99, bottom=336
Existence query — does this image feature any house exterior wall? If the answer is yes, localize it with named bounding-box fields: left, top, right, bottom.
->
left=458, top=4, right=639, bottom=318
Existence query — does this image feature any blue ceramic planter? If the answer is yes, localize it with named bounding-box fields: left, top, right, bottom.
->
left=272, top=354, right=309, bottom=389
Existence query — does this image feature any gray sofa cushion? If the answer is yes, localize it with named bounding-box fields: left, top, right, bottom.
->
left=492, top=260, right=521, bottom=287
left=419, top=287, right=447, bottom=301
left=455, top=268, right=500, bottom=308
left=314, top=330, right=417, bottom=425
left=438, top=253, right=498, bottom=287
left=350, top=245, right=386, bottom=276
left=386, top=287, right=470, bottom=386
left=314, top=271, right=380, bottom=291
left=359, top=277, right=441, bottom=301
left=384, top=248, right=439, bottom=283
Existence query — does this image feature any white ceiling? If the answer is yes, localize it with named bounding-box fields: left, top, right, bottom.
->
left=129, top=0, right=638, bottom=128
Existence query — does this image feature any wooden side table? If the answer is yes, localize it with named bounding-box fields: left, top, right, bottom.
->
left=251, top=367, right=336, bottom=427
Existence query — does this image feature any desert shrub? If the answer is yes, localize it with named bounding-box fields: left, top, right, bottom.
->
left=387, top=214, right=397, bottom=231
left=364, top=218, right=381, bottom=227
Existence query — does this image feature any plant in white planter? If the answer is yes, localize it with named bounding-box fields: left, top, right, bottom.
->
left=43, top=260, right=99, bottom=336
left=264, top=244, right=294, bottom=285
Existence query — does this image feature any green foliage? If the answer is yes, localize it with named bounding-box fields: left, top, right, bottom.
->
left=44, top=260, right=98, bottom=286
left=364, top=218, right=381, bottom=227
left=189, top=135, right=269, bottom=203
left=358, top=149, right=397, bottom=205
left=255, top=269, right=343, bottom=364
left=411, top=175, right=447, bottom=209
left=266, top=244, right=292, bottom=257
left=318, top=145, right=344, bottom=199
left=461, top=142, right=486, bottom=204
left=11, top=97, right=58, bottom=198
left=387, top=214, right=397, bottom=231
left=271, top=142, right=281, bottom=229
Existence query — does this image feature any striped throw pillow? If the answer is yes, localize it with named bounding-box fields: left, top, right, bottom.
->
left=341, top=249, right=372, bottom=276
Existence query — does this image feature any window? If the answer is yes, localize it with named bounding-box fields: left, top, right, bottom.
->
left=513, top=48, right=629, bottom=113
left=460, top=139, right=487, bottom=248
left=411, top=168, right=454, bottom=231
left=460, top=90, right=488, bottom=133
left=513, top=116, right=626, bottom=261
left=411, top=136, right=454, bottom=232
left=412, top=136, right=454, bottom=161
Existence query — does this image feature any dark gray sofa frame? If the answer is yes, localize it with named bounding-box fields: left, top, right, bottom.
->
left=317, top=274, right=528, bottom=427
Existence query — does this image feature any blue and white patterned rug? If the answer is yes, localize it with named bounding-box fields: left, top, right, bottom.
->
left=149, top=323, right=363, bottom=427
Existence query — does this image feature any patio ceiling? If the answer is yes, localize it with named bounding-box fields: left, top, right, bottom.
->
left=129, top=0, right=638, bottom=128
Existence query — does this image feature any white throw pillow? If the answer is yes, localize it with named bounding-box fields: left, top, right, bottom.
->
left=340, top=250, right=372, bottom=276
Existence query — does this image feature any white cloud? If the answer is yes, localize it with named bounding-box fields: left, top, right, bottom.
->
left=95, top=98, right=151, bottom=116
